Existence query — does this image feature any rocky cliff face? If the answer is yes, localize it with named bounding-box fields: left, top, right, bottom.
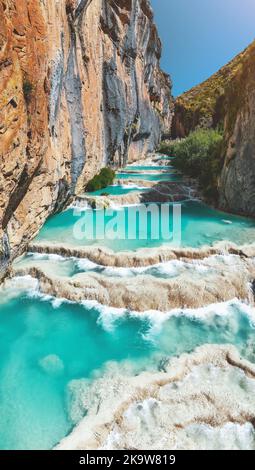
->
left=219, top=42, right=255, bottom=217
left=172, top=41, right=255, bottom=217
left=0, top=0, right=173, bottom=279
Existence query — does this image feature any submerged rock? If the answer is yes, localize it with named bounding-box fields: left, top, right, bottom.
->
left=38, top=354, right=65, bottom=376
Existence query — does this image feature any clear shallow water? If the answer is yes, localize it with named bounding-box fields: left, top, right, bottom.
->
left=86, top=165, right=176, bottom=196
left=87, top=184, right=149, bottom=196
left=0, top=288, right=254, bottom=450
left=67, top=158, right=251, bottom=251
left=36, top=201, right=255, bottom=251
left=116, top=172, right=181, bottom=181
left=124, top=165, right=173, bottom=171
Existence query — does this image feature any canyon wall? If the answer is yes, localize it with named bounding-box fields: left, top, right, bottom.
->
left=172, top=41, right=255, bottom=217
left=0, top=0, right=173, bottom=278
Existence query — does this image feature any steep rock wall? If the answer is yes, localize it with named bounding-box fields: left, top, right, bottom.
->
left=219, top=43, right=255, bottom=216
left=0, top=0, right=173, bottom=278
left=171, top=41, right=255, bottom=217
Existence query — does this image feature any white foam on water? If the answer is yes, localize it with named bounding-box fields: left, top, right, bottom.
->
left=103, top=267, right=136, bottom=277
left=122, top=171, right=172, bottom=176
left=82, top=300, right=127, bottom=332
left=80, top=297, right=255, bottom=339
left=26, top=252, right=80, bottom=268
left=0, top=275, right=40, bottom=304
left=26, top=252, right=65, bottom=262
left=51, top=298, right=69, bottom=309
left=139, top=310, right=171, bottom=341
left=117, top=183, right=148, bottom=190
left=76, top=257, right=214, bottom=278
left=142, top=261, right=182, bottom=277
left=108, top=202, right=144, bottom=210
left=169, top=299, right=255, bottom=325
left=140, top=299, right=254, bottom=328
left=21, top=253, right=205, bottom=279
left=1, top=274, right=75, bottom=308
left=4, top=276, right=255, bottom=339
left=76, top=259, right=99, bottom=271
left=0, top=274, right=76, bottom=320
left=222, top=219, right=233, bottom=225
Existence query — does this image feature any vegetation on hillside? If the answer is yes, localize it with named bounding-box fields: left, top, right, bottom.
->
left=173, top=40, right=255, bottom=136
left=160, top=129, right=224, bottom=201
left=168, top=42, right=255, bottom=199
left=86, top=168, right=116, bottom=192
left=159, top=141, right=173, bottom=157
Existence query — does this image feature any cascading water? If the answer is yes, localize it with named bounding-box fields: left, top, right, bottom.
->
left=1, top=155, right=255, bottom=450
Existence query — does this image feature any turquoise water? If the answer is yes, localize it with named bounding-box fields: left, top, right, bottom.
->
left=2, top=155, right=255, bottom=450
left=86, top=165, right=176, bottom=196
left=117, top=172, right=181, bottom=181
left=36, top=201, right=255, bottom=251
left=124, top=165, right=173, bottom=171
left=87, top=184, right=149, bottom=196
left=36, top=152, right=255, bottom=250
left=154, top=155, right=173, bottom=161
left=0, top=290, right=254, bottom=450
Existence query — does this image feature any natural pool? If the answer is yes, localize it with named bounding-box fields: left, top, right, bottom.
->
left=124, top=165, right=174, bottom=171
left=0, top=287, right=254, bottom=450
left=36, top=200, right=255, bottom=251
left=116, top=172, right=181, bottom=181
left=87, top=184, right=149, bottom=196
left=1, top=155, right=255, bottom=451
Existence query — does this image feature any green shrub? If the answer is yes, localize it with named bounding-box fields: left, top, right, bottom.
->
left=162, top=129, right=224, bottom=202
left=86, top=168, right=115, bottom=192
left=158, top=141, right=172, bottom=156
left=23, top=79, right=33, bottom=104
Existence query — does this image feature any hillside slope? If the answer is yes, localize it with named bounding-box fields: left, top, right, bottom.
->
left=172, top=41, right=255, bottom=217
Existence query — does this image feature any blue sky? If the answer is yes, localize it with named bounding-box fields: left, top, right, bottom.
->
left=151, top=0, right=255, bottom=96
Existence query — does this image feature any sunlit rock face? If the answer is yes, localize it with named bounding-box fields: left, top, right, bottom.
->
left=0, top=0, right=173, bottom=278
